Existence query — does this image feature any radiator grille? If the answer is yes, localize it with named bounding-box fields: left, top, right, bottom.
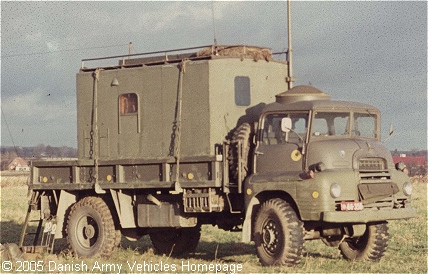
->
left=359, top=158, right=386, bottom=171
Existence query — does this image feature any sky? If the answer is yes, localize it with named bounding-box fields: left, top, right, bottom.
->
left=1, top=1, right=427, bottom=151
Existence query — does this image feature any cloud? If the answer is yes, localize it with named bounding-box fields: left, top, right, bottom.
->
left=25, top=31, right=43, bottom=43
left=46, top=41, right=59, bottom=52
left=1, top=87, right=77, bottom=147
left=1, top=1, right=425, bottom=150
left=2, top=88, right=75, bottom=123
left=138, top=2, right=231, bottom=33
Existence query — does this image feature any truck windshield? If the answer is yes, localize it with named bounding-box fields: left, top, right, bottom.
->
left=312, top=112, right=350, bottom=137
left=353, top=112, right=377, bottom=138
left=312, top=112, right=377, bottom=138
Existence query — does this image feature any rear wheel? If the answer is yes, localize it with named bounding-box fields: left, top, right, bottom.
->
left=339, top=222, right=388, bottom=261
left=66, top=196, right=117, bottom=258
left=149, top=226, right=201, bottom=256
left=254, top=198, right=304, bottom=266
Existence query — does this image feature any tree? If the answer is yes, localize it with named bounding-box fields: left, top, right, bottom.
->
left=32, top=144, right=46, bottom=158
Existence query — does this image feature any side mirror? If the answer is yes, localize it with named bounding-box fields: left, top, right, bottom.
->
left=281, top=117, right=292, bottom=133
left=383, top=123, right=394, bottom=144
left=389, top=123, right=394, bottom=136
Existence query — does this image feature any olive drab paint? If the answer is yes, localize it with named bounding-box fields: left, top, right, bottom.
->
left=76, top=51, right=287, bottom=160
left=21, top=45, right=416, bottom=266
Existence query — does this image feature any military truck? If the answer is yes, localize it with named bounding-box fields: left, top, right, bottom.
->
left=20, top=45, right=416, bottom=266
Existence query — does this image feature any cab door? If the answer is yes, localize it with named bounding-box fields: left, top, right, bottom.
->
left=255, top=112, right=308, bottom=174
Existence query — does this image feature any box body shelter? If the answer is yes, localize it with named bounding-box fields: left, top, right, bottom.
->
left=76, top=47, right=288, bottom=161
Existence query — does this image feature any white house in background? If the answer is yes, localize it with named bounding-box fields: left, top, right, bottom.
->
left=7, top=157, right=30, bottom=171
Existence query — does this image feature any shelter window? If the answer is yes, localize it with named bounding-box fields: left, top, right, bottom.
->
left=234, top=76, right=251, bottom=106
left=119, top=93, right=138, bottom=115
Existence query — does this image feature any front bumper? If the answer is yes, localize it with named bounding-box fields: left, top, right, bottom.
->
left=322, top=207, right=417, bottom=223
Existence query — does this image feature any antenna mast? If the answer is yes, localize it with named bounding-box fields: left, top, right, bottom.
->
left=287, top=0, right=294, bottom=89
left=128, top=42, right=133, bottom=59
left=211, top=1, right=218, bottom=46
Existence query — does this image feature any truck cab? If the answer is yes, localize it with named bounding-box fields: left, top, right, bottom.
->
left=242, top=85, right=415, bottom=265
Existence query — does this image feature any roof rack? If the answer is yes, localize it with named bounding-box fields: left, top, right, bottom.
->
left=80, top=45, right=283, bottom=72
left=81, top=45, right=212, bottom=71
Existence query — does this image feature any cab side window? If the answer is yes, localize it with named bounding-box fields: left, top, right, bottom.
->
left=262, top=113, right=308, bottom=145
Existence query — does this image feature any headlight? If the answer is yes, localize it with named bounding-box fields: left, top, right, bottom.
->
left=403, top=182, right=412, bottom=196
left=315, top=162, right=326, bottom=172
left=330, top=183, right=341, bottom=198
left=395, top=161, right=406, bottom=171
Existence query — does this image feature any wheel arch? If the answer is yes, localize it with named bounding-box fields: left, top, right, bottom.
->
left=55, top=189, right=121, bottom=239
left=55, top=190, right=77, bottom=239
left=242, top=190, right=301, bottom=243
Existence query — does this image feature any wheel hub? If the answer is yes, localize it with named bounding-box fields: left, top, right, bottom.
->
left=262, top=220, right=279, bottom=253
left=84, top=224, right=95, bottom=239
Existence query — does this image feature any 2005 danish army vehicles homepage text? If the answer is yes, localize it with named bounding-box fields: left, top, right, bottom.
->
left=20, top=45, right=416, bottom=266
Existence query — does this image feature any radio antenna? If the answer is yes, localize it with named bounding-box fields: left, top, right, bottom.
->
left=128, top=42, right=133, bottom=59
left=286, top=0, right=294, bottom=89
left=1, top=108, right=19, bottom=155
left=211, top=1, right=218, bottom=46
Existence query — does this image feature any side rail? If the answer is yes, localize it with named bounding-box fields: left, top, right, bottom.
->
left=30, top=156, right=223, bottom=191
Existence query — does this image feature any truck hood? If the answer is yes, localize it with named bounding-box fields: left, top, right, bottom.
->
left=306, top=138, right=394, bottom=171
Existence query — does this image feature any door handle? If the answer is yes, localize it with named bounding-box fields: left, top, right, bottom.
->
left=255, top=151, right=264, bottom=155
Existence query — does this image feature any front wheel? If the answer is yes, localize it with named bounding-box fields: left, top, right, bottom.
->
left=66, top=196, right=117, bottom=258
left=253, top=198, right=304, bottom=266
left=339, top=222, right=389, bottom=261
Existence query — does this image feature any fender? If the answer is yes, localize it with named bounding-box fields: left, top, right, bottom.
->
left=55, top=190, right=76, bottom=239
left=109, top=189, right=136, bottom=228
left=242, top=173, right=301, bottom=243
left=55, top=189, right=138, bottom=239
left=241, top=195, right=260, bottom=243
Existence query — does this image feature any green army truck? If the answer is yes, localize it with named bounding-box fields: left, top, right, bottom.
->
left=20, top=45, right=416, bottom=266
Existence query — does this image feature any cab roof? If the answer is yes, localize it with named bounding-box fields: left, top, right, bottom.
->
left=263, top=85, right=379, bottom=113
left=263, top=100, right=380, bottom=113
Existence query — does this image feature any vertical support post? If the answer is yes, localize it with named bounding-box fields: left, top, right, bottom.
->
left=286, top=0, right=294, bottom=89
left=174, top=60, right=187, bottom=193
left=91, top=68, right=105, bottom=194
left=238, top=140, right=243, bottom=194
left=128, top=42, right=133, bottom=59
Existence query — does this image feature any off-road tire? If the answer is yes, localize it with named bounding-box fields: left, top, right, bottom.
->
left=66, top=196, right=117, bottom=258
left=229, top=123, right=252, bottom=182
left=115, top=229, right=122, bottom=247
left=339, top=222, right=389, bottom=261
left=149, top=226, right=201, bottom=256
left=254, top=198, right=304, bottom=266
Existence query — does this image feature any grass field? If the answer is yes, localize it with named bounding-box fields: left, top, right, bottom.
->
left=1, top=175, right=426, bottom=273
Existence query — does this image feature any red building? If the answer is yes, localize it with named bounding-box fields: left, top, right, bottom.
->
left=392, top=155, right=426, bottom=166
left=392, top=155, right=427, bottom=176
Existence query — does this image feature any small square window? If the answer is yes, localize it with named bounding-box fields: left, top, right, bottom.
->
left=234, top=76, right=251, bottom=106
left=119, top=93, right=138, bottom=115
